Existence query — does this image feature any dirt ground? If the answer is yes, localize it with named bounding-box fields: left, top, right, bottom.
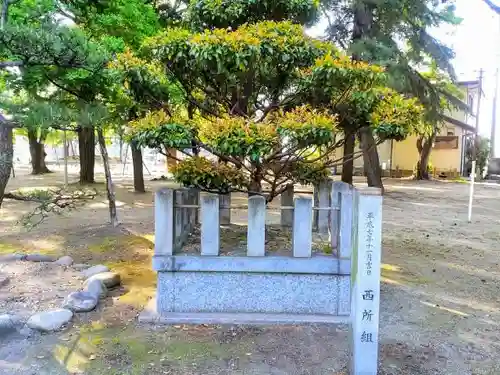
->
left=1, top=165, right=500, bottom=375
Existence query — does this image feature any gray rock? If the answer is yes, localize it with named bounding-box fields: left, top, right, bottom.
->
left=25, top=254, right=56, bottom=262
left=63, top=291, right=98, bottom=312
left=27, top=309, right=73, bottom=332
left=0, top=273, right=10, bottom=288
left=19, top=326, right=34, bottom=338
left=0, top=253, right=26, bottom=262
left=72, top=263, right=90, bottom=270
left=0, top=314, right=20, bottom=335
left=82, top=264, right=109, bottom=278
left=55, top=256, right=74, bottom=266
left=83, top=279, right=107, bottom=299
left=86, top=272, right=121, bottom=288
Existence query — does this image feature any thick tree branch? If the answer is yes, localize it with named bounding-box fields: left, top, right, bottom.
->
left=4, top=188, right=97, bottom=228
left=44, top=74, right=88, bottom=102
left=484, top=0, right=500, bottom=13
left=0, top=60, right=92, bottom=70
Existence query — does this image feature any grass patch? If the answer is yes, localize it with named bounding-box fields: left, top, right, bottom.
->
left=87, top=235, right=153, bottom=258
left=316, top=240, right=332, bottom=255
left=55, top=325, right=255, bottom=375
left=83, top=234, right=156, bottom=308
left=106, top=260, right=156, bottom=308
left=14, top=187, right=58, bottom=200
left=89, top=237, right=119, bottom=254
left=451, top=177, right=468, bottom=184
left=0, top=241, right=21, bottom=254
left=0, top=236, right=64, bottom=256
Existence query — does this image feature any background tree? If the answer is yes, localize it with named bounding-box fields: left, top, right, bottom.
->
left=0, top=7, right=111, bottom=183
left=1, top=0, right=160, bottom=185
left=465, top=135, right=490, bottom=179
left=66, top=0, right=161, bottom=191
left=0, top=113, right=13, bottom=208
left=0, top=96, right=70, bottom=175
left=0, top=0, right=162, bottom=214
left=414, top=68, right=464, bottom=179
left=0, top=0, right=118, bottom=222
left=322, top=0, right=463, bottom=187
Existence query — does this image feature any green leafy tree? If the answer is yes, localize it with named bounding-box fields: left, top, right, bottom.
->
left=414, top=68, right=465, bottom=179
left=465, top=135, right=490, bottom=179
left=0, top=1, right=112, bottom=182
left=0, top=0, right=161, bottom=214
left=0, top=0, right=113, bottom=218
left=1, top=0, right=160, bottom=183
left=121, top=4, right=424, bottom=200
left=63, top=0, right=162, bottom=192
left=1, top=96, right=74, bottom=174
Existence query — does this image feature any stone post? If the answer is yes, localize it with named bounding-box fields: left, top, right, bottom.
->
left=331, top=181, right=354, bottom=257
left=247, top=196, right=266, bottom=256
left=292, top=196, right=313, bottom=258
left=219, top=193, right=231, bottom=225
left=174, top=190, right=183, bottom=251
left=154, top=188, right=174, bottom=256
left=350, top=188, right=382, bottom=375
left=317, top=179, right=332, bottom=236
left=201, top=194, right=220, bottom=256
left=280, top=185, right=294, bottom=227
left=313, top=185, right=319, bottom=231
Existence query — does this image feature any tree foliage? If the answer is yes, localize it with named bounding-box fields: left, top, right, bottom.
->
left=187, top=0, right=319, bottom=30
left=118, top=4, right=424, bottom=200
left=321, top=0, right=464, bottom=183
left=466, top=135, right=490, bottom=178
left=0, top=0, right=432, bottom=207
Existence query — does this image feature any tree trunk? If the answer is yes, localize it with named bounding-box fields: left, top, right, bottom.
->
left=97, top=128, right=118, bottom=227
left=351, top=1, right=384, bottom=190
left=78, top=127, right=95, bottom=184
left=188, top=104, right=199, bottom=156
left=249, top=166, right=263, bottom=197
left=342, top=2, right=374, bottom=186
left=1, top=0, right=9, bottom=29
left=27, top=129, right=51, bottom=174
left=0, top=121, right=13, bottom=208
left=166, top=148, right=178, bottom=172
left=416, top=135, right=434, bottom=180
left=70, top=140, right=76, bottom=158
left=119, top=133, right=124, bottom=163
left=359, top=127, right=384, bottom=191
left=131, top=142, right=145, bottom=193
left=341, top=132, right=355, bottom=184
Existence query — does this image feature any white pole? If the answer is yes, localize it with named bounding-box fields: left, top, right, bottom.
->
left=468, top=160, right=476, bottom=223
left=63, top=129, right=68, bottom=188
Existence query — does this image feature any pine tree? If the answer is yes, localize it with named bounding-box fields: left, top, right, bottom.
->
left=322, top=0, right=463, bottom=184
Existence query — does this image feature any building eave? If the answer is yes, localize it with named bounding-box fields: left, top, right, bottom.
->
left=457, top=80, right=480, bottom=87
left=441, top=114, right=476, bottom=133
left=458, top=80, right=485, bottom=96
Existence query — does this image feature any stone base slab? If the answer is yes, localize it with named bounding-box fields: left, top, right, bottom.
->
left=139, top=297, right=351, bottom=325
left=155, top=271, right=350, bottom=317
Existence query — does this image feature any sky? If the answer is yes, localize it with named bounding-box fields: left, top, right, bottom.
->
left=439, top=0, right=499, bottom=143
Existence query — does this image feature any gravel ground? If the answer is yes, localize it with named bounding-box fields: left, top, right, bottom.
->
left=0, top=168, right=500, bottom=374
left=0, top=262, right=82, bottom=320
left=0, top=262, right=83, bottom=375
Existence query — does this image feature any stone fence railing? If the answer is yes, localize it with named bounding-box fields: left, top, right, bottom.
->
left=149, top=181, right=383, bottom=375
